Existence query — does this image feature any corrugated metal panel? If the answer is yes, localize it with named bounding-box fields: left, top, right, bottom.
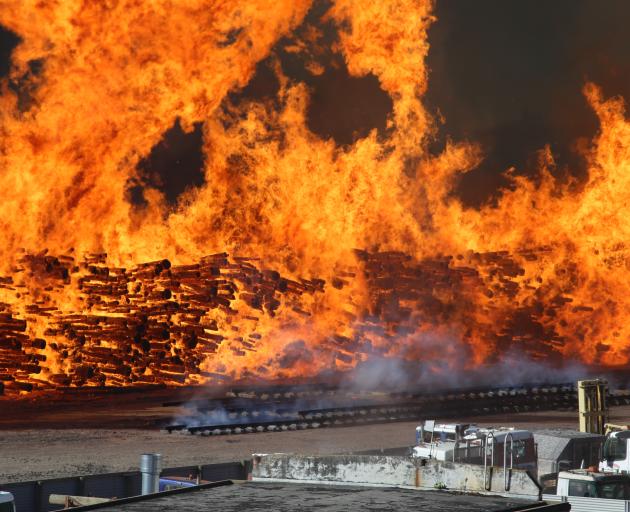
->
left=0, top=481, right=38, bottom=512
left=161, top=465, right=200, bottom=478
left=83, top=473, right=134, bottom=499
left=126, top=473, right=142, bottom=497
left=201, top=462, right=245, bottom=481
left=567, top=496, right=627, bottom=512
left=543, top=494, right=627, bottom=512
left=40, top=477, right=81, bottom=511
left=0, top=462, right=242, bottom=511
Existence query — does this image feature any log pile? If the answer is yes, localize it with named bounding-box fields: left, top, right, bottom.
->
left=0, top=252, right=324, bottom=396
left=0, top=247, right=590, bottom=397
left=352, top=249, right=570, bottom=362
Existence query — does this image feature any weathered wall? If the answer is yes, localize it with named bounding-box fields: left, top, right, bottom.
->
left=251, top=454, right=541, bottom=499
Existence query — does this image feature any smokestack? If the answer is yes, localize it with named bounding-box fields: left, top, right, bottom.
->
left=140, top=453, right=162, bottom=495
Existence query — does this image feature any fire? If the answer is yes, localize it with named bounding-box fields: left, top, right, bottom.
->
left=0, top=0, right=629, bottom=396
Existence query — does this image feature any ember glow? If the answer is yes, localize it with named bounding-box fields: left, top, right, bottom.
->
left=0, top=1, right=629, bottom=395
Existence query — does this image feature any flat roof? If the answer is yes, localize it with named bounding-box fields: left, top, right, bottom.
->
left=559, top=470, right=630, bottom=482
left=96, top=482, right=535, bottom=512
left=534, top=429, right=604, bottom=439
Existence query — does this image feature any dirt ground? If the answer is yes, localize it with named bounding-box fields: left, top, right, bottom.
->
left=3, top=399, right=629, bottom=484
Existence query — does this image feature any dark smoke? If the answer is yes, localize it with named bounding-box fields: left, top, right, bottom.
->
left=131, top=119, right=206, bottom=207
left=425, top=0, right=630, bottom=207
left=0, top=25, right=19, bottom=78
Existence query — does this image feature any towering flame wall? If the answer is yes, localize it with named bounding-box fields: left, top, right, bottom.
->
left=0, top=1, right=630, bottom=396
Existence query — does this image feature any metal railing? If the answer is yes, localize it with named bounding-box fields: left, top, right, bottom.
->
left=0, top=461, right=247, bottom=512
left=504, top=432, right=514, bottom=491
left=484, top=432, right=495, bottom=491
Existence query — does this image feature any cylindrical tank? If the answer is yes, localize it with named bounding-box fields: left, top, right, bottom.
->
left=140, top=453, right=162, bottom=495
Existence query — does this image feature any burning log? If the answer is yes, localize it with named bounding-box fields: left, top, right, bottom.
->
left=0, top=245, right=581, bottom=397
left=3, top=380, right=34, bottom=392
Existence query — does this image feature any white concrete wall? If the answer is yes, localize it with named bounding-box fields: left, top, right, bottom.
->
left=252, top=454, right=541, bottom=500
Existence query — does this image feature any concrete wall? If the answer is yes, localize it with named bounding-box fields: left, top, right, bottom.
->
left=252, top=454, right=541, bottom=500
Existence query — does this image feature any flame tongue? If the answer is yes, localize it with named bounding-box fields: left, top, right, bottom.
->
left=1, top=1, right=630, bottom=395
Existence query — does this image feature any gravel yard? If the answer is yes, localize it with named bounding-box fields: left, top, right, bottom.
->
left=2, top=386, right=628, bottom=485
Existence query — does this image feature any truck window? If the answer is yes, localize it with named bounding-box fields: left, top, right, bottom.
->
left=440, top=432, right=456, bottom=442
left=603, top=437, right=627, bottom=461
left=0, top=503, right=15, bottom=512
left=513, top=440, right=526, bottom=458
left=423, top=431, right=456, bottom=443
left=597, top=481, right=630, bottom=500
left=568, top=480, right=597, bottom=497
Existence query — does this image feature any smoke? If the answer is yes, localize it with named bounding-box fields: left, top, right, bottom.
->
left=334, top=320, right=593, bottom=391
left=171, top=327, right=592, bottom=428
left=342, top=348, right=591, bottom=393
left=425, top=0, right=630, bottom=207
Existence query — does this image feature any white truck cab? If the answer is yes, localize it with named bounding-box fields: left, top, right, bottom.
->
left=0, top=492, right=15, bottom=512
left=557, top=469, right=630, bottom=500
left=412, top=421, right=476, bottom=461
left=600, top=429, right=630, bottom=474
left=412, top=420, right=536, bottom=472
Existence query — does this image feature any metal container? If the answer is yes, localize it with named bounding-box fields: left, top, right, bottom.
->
left=140, top=453, right=162, bottom=495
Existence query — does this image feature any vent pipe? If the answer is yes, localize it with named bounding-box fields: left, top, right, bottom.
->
left=140, top=453, right=162, bottom=495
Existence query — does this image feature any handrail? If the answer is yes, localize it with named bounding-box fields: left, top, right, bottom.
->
left=504, top=432, right=514, bottom=491
left=484, top=432, right=495, bottom=491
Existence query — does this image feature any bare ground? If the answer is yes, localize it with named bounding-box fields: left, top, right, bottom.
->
left=2, top=387, right=628, bottom=485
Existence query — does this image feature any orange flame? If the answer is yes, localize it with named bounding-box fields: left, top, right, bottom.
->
left=0, top=0, right=629, bottom=395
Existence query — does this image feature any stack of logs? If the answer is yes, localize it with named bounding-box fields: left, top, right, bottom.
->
left=0, top=246, right=589, bottom=397
left=352, top=248, right=570, bottom=362
left=0, top=252, right=324, bottom=396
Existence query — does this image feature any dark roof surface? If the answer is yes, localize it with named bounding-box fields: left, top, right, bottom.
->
left=98, top=482, right=533, bottom=512
left=534, top=429, right=604, bottom=440
left=534, top=429, right=603, bottom=461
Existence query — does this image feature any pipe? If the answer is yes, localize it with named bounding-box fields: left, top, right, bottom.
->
left=140, top=453, right=162, bottom=495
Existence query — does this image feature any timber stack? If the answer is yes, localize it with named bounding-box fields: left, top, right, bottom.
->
left=0, top=246, right=589, bottom=397
left=0, top=251, right=324, bottom=396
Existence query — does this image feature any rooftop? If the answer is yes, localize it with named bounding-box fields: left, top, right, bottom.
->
left=533, top=429, right=604, bottom=439
left=95, top=482, right=534, bottom=512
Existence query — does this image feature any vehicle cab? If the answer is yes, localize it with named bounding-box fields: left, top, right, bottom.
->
left=412, top=421, right=476, bottom=461
left=412, top=420, right=536, bottom=472
left=557, top=469, right=630, bottom=499
left=600, top=429, right=630, bottom=474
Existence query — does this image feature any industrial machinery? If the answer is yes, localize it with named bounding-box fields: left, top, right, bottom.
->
left=412, top=420, right=537, bottom=472
left=577, top=379, right=608, bottom=434
left=534, top=429, right=604, bottom=475
left=599, top=424, right=630, bottom=474
left=0, top=492, right=15, bottom=512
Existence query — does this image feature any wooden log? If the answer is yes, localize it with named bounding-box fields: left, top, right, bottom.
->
left=5, top=380, right=34, bottom=392
left=149, top=369, right=186, bottom=383
left=25, top=338, right=46, bottom=350
left=0, top=339, right=22, bottom=350
left=19, top=363, right=41, bottom=374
